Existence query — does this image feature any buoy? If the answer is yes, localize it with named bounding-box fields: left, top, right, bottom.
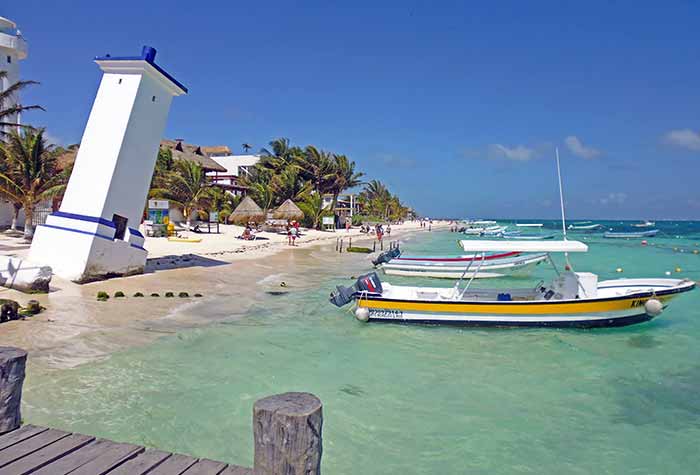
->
left=354, top=307, right=370, bottom=322
left=644, top=299, right=663, bottom=317
left=665, top=271, right=671, bottom=276
left=641, top=240, right=647, bottom=246
left=616, top=267, right=623, bottom=273
left=675, top=267, right=682, bottom=273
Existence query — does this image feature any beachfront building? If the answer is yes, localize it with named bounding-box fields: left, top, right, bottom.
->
left=322, top=193, right=361, bottom=224
left=0, top=16, right=29, bottom=227
left=29, top=46, right=187, bottom=282
left=207, top=154, right=261, bottom=196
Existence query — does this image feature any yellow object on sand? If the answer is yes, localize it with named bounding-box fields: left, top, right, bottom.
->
left=167, top=237, right=202, bottom=243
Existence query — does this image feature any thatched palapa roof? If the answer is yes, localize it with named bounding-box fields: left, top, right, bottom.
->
left=230, top=196, right=265, bottom=224
left=56, top=139, right=227, bottom=173
left=273, top=199, right=303, bottom=220
left=201, top=145, right=232, bottom=157
left=160, top=139, right=226, bottom=172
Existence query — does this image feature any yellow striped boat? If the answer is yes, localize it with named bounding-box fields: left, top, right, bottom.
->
left=329, top=240, right=696, bottom=328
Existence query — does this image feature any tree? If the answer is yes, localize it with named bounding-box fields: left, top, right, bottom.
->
left=298, top=192, right=327, bottom=229
left=151, top=159, right=211, bottom=228
left=328, top=154, right=364, bottom=211
left=0, top=71, right=44, bottom=136
left=0, top=128, right=67, bottom=238
left=295, top=145, right=335, bottom=194
left=242, top=143, right=252, bottom=153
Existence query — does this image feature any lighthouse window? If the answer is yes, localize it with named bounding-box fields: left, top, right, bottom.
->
left=112, top=214, right=128, bottom=241
left=6, top=56, right=10, bottom=64
left=151, top=95, right=156, bottom=102
left=118, top=78, right=122, bottom=84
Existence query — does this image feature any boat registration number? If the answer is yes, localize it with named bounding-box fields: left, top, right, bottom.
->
left=369, top=309, right=404, bottom=319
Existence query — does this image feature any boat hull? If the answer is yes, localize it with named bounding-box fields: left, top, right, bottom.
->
left=382, top=254, right=548, bottom=279
left=604, top=229, right=659, bottom=238
left=357, top=280, right=695, bottom=328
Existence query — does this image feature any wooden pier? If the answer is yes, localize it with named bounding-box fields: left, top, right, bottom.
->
left=0, top=348, right=323, bottom=475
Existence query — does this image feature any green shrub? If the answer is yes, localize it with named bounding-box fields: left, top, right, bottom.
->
left=150, top=293, right=160, bottom=297
left=114, top=291, right=125, bottom=298
left=178, top=292, right=189, bottom=298
left=133, top=292, right=144, bottom=297
left=165, top=292, right=175, bottom=298
left=194, top=293, right=203, bottom=297
left=97, top=291, right=109, bottom=301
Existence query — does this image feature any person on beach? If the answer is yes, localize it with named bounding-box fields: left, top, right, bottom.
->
left=345, top=217, right=351, bottom=232
left=386, top=224, right=391, bottom=235
left=376, top=224, right=384, bottom=242
left=286, top=223, right=292, bottom=245
left=290, top=224, right=298, bottom=246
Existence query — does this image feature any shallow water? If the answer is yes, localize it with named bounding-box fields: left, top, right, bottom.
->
left=23, top=222, right=700, bottom=473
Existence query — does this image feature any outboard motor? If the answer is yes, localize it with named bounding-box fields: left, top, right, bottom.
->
left=329, top=272, right=384, bottom=307
left=371, top=247, right=401, bottom=266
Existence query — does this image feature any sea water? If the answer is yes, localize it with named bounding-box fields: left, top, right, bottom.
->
left=23, top=222, right=700, bottom=473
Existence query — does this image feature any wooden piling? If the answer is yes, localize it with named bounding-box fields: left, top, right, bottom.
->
left=253, top=392, right=323, bottom=475
left=0, top=347, right=27, bottom=434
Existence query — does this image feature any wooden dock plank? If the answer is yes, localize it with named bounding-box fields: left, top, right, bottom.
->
left=146, top=453, right=198, bottom=475
left=30, top=439, right=108, bottom=475
left=181, top=458, right=228, bottom=474
left=0, top=428, right=70, bottom=468
left=0, top=433, right=94, bottom=475
left=0, top=425, right=49, bottom=452
left=219, top=465, right=253, bottom=475
left=30, top=438, right=142, bottom=475
left=105, top=448, right=172, bottom=475
left=67, top=441, right=143, bottom=475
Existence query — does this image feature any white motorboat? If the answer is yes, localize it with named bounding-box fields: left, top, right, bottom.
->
left=380, top=252, right=548, bottom=279
left=330, top=240, right=695, bottom=327
left=632, top=220, right=656, bottom=228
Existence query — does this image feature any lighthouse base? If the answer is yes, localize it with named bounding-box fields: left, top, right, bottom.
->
left=29, top=213, right=147, bottom=283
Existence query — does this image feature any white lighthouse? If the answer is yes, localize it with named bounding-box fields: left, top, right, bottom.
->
left=29, top=46, right=187, bottom=282
left=0, top=16, right=28, bottom=134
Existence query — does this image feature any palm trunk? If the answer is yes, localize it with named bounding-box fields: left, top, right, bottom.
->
left=10, top=203, right=20, bottom=231
left=23, top=204, right=34, bottom=239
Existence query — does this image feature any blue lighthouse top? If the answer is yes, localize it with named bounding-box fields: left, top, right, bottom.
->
left=94, top=46, right=187, bottom=93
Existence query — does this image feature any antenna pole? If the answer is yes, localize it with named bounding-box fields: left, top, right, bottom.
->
left=556, top=147, right=567, bottom=241
left=556, top=147, right=573, bottom=270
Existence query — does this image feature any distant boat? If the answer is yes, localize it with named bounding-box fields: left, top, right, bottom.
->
left=507, top=233, right=556, bottom=240
left=632, top=220, right=656, bottom=228
left=568, top=223, right=604, bottom=231
left=604, top=229, right=659, bottom=239
left=515, top=223, right=543, bottom=227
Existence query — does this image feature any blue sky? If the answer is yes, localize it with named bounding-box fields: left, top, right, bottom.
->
left=4, top=1, right=699, bottom=219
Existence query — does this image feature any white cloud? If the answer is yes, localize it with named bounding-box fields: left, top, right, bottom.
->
left=599, top=192, right=627, bottom=205
left=663, top=129, right=700, bottom=152
left=564, top=136, right=601, bottom=159
left=42, top=131, right=63, bottom=146
left=489, top=144, right=535, bottom=161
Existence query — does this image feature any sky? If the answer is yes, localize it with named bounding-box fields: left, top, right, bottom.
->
left=3, top=1, right=699, bottom=219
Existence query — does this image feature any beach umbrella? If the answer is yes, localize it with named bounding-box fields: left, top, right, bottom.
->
left=272, top=199, right=304, bottom=220
left=229, top=196, right=265, bottom=224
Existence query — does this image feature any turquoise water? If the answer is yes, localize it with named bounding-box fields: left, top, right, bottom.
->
left=24, top=223, right=700, bottom=473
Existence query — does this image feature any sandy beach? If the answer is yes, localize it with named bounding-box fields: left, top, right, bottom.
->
left=0, top=220, right=450, bottom=370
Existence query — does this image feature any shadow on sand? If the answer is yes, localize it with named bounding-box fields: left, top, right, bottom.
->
left=144, top=253, right=229, bottom=273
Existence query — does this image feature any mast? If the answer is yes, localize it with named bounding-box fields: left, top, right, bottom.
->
left=555, top=147, right=573, bottom=269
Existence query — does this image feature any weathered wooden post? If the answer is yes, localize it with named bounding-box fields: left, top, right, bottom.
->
left=0, top=347, right=27, bottom=434
left=253, top=392, right=323, bottom=475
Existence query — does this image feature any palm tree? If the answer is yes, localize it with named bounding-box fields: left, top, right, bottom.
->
left=328, top=154, right=364, bottom=211
left=0, top=71, right=43, bottom=135
left=295, top=145, right=335, bottom=194
left=258, top=138, right=298, bottom=172
left=242, top=143, right=252, bottom=153
left=151, top=160, right=211, bottom=228
left=298, top=192, right=327, bottom=229
left=0, top=128, right=67, bottom=238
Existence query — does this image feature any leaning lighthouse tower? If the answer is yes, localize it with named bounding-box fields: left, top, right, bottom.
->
left=0, top=16, right=28, bottom=134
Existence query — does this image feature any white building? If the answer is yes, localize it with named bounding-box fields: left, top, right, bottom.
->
left=207, top=154, right=261, bottom=196
left=0, top=16, right=28, bottom=227
left=29, top=46, right=186, bottom=282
